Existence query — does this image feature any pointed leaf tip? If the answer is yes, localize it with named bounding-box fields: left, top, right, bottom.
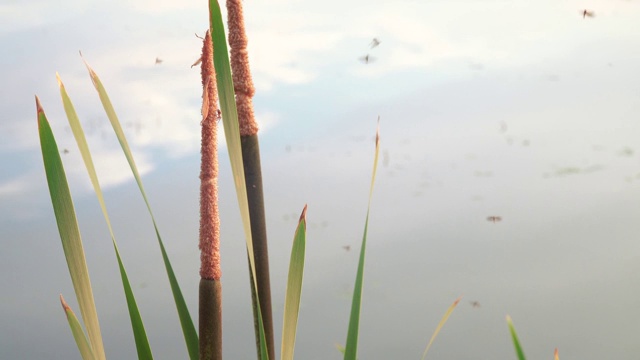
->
left=376, top=116, right=380, bottom=146
left=60, top=294, right=71, bottom=311
left=56, top=72, right=63, bottom=88
left=78, top=52, right=99, bottom=88
left=299, top=204, right=308, bottom=223
left=35, top=95, right=43, bottom=114
left=554, top=348, right=559, bottom=360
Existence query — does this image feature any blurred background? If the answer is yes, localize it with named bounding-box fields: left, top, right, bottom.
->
left=2, top=0, right=640, bottom=358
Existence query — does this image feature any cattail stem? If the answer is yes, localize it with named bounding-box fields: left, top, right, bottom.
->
left=241, top=134, right=275, bottom=359
left=199, top=279, right=222, bottom=360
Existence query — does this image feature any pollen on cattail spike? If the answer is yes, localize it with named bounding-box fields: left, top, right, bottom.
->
left=198, top=30, right=222, bottom=280
left=226, top=0, right=259, bottom=136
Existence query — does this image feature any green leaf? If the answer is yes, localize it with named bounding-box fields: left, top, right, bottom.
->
left=60, top=295, right=95, bottom=360
left=421, top=296, right=462, bottom=359
left=506, top=315, right=527, bottom=360
left=280, top=206, right=307, bottom=360
left=207, top=0, right=258, bottom=289
left=344, top=120, right=381, bottom=360
left=57, top=73, right=154, bottom=360
left=37, top=97, right=106, bottom=360
left=208, top=1, right=269, bottom=358
left=80, top=59, right=199, bottom=360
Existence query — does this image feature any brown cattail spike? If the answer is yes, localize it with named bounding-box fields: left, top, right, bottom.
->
left=198, top=30, right=222, bottom=281
left=226, top=0, right=259, bottom=136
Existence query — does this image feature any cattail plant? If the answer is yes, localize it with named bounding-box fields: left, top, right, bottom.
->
left=198, top=30, right=223, bottom=360
left=226, top=0, right=275, bottom=358
left=34, top=2, right=477, bottom=359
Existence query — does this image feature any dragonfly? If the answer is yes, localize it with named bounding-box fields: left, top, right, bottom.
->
left=155, top=57, right=163, bottom=65
left=487, top=216, right=502, bottom=223
left=358, top=54, right=376, bottom=64
left=370, top=38, right=381, bottom=49
left=582, top=9, right=595, bottom=18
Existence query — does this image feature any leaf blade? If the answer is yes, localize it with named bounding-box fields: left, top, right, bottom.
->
left=506, top=315, right=527, bottom=360
left=60, top=295, right=96, bottom=360
left=81, top=61, right=199, bottom=359
left=421, top=296, right=462, bottom=359
left=344, top=120, right=381, bottom=360
left=37, top=97, right=106, bottom=360
left=58, top=73, right=154, bottom=360
left=280, top=206, right=307, bottom=360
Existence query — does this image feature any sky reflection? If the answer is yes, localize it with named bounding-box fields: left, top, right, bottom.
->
left=2, top=0, right=640, bottom=359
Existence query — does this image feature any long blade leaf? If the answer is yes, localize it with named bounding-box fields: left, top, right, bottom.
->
left=37, top=97, right=106, bottom=360
left=208, top=1, right=269, bottom=358
left=57, top=73, right=153, bottom=360
left=81, top=60, right=199, bottom=360
left=60, top=294, right=95, bottom=360
left=280, top=206, right=307, bottom=360
left=207, top=0, right=258, bottom=290
left=344, top=120, right=381, bottom=360
left=506, top=315, right=527, bottom=360
left=421, top=296, right=462, bottom=359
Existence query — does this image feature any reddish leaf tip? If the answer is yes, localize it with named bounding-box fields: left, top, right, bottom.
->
left=35, top=95, right=42, bottom=112
left=59, top=294, right=71, bottom=311
left=299, top=204, right=308, bottom=223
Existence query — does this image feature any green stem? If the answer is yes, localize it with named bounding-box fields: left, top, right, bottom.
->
left=199, top=279, right=222, bottom=360
left=242, top=134, right=275, bottom=360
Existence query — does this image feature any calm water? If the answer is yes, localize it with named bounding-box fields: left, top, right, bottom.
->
left=3, top=0, right=640, bottom=358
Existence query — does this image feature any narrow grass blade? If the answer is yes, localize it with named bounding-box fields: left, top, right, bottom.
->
left=61, top=294, right=95, bottom=360
left=280, top=206, right=308, bottom=360
left=344, top=120, right=381, bottom=360
left=80, top=60, right=198, bottom=359
left=554, top=348, right=559, bottom=360
left=57, top=73, right=153, bottom=360
left=208, top=1, right=269, bottom=358
left=421, top=296, right=462, bottom=360
left=506, top=315, right=527, bottom=360
left=207, top=0, right=257, bottom=289
left=37, top=97, right=106, bottom=360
